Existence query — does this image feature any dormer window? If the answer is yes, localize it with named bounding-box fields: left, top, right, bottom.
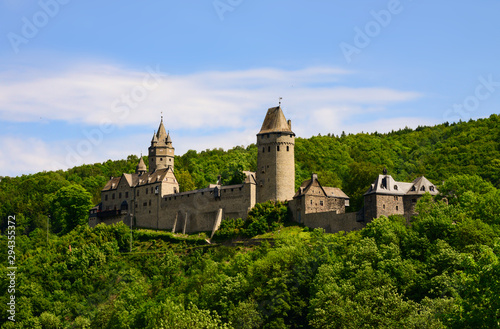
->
left=430, top=186, right=435, bottom=192
left=411, top=186, right=416, bottom=191
left=421, top=186, right=426, bottom=191
left=394, top=185, right=398, bottom=190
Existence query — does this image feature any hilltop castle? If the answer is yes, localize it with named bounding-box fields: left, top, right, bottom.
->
left=89, top=106, right=438, bottom=234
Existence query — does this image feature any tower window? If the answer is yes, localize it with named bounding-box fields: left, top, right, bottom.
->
left=277, top=146, right=280, bottom=151
left=268, top=146, right=271, bottom=152
left=119, top=192, right=122, bottom=199
left=287, top=146, right=289, bottom=152
left=112, top=194, right=115, bottom=200
left=105, top=195, right=108, bottom=201
left=262, top=147, right=265, bottom=153
left=320, top=201, right=324, bottom=206
left=160, top=158, right=163, bottom=161
left=383, top=204, right=385, bottom=209
left=396, top=206, right=399, bottom=211
left=125, top=192, right=129, bottom=198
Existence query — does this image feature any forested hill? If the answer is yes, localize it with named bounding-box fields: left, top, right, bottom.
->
left=1, top=115, right=500, bottom=328
left=1, top=114, right=499, bottom=233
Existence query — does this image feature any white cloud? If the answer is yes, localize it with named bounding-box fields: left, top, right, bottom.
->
left=0, top=63, right=426, bottom=176
left=0, top=64, right=421, bottom=129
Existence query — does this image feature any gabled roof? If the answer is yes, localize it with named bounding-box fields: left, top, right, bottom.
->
left=258, top=106, right=294, bottom=135
left=136, top=167, right=177, bottom=186
left=294, top=173, right=349, bottom=200
left=102, top=167, right=178, bottom=192
left=102, top=177, right=121, bottom=191
left=406, top=176, right=439, bottom=195
left=323, top=187, right=349, bottom=199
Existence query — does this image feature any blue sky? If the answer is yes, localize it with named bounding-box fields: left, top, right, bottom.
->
left=1, top=0, right=499, bottom=177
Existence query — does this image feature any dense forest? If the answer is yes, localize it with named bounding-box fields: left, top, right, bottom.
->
left=1, top=115, right=499, bottom=328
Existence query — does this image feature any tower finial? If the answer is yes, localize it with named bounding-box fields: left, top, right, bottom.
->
left=161, top=111, right=163, bottom=122
left=279, top=97, right=282, bottom=107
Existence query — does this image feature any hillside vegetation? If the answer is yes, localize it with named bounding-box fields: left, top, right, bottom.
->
left=0, top=115, right=499, bottom=328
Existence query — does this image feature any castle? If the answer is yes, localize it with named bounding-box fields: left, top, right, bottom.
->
left=89, top=106, right=438, bottom=234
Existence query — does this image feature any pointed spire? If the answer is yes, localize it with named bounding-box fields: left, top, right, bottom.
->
left=156, top=117, right=168, bottom=145
left=136, top=156, right=147, bottom=174
left=166, top=130, right=172, bottom=145
left=151, top=131, right=158, bottom=144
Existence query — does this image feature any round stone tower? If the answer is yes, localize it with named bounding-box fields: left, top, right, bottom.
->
left=256, top=106, right=295, bottom=203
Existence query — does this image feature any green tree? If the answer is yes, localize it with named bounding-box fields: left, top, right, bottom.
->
left=49, top=184, right=93, bottom=234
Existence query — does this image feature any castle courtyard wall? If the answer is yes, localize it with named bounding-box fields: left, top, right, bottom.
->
left=301, top=211, right=365, bottom=234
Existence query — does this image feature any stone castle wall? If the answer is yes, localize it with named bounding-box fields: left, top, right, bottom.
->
left=94, top=182, right=256, bottom=233
left=301, top=211, right=365, bottom=234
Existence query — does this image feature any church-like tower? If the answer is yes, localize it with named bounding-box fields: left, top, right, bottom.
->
left=256, top=106, right=295, bottom=203
left=148, top=117, right=175, bottom=172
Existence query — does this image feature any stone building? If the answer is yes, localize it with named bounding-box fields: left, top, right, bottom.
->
left=289, top=173, right=349, bottom=224
left=89, top=106, right=440, bottom=235
left=363, top=170, right=439, bottom=223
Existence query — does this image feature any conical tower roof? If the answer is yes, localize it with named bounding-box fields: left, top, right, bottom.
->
left=156, top=117, right=168, bottom=145
left=258, top=106, right=293, bottom=135
left=151, top=131, right=158, bottom=143
left=166, top=131, right=172, bottom=144
left=136, top=156, right=147, bottom=174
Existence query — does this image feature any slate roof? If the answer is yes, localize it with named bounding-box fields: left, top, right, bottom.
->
left=101, top=167, right=177, bottom=192
left=323, top=187, right=349, bottom=199
left=258, top=106, right=294, bottom=135
left=136, top=157, right=147, bottom=173
left=294, top=173, right=349, bottom=200
left=364, top=174, right=439, bottom=196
